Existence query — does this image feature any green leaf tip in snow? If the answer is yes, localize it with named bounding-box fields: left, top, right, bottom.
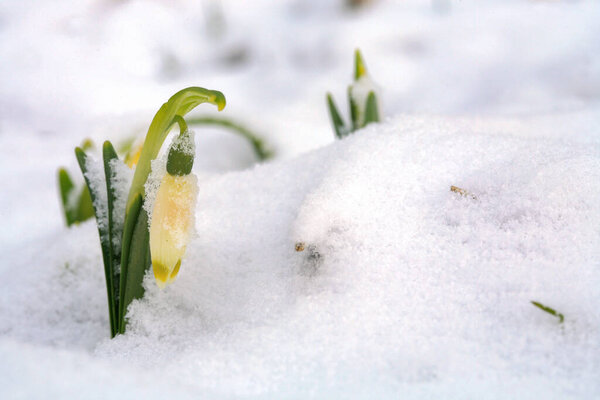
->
left=531, top=301, right=564, bottom=323
left=354, top=48, right=367, bottom=81
left=326, top=49, right=382, bottom=139
left=81, top=138, right=94, bottom=152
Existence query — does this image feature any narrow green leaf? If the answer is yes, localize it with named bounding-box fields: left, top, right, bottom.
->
left=187, top=116, right=273, bottom=161
left=58, top=168, right=76, bottom=226
left=531, top=301, right=564, bottom=323
left=364, top=91, right=380, bottom=126
left=326, top=93, right=347, bottom=139
left=118, top=194, right=150, bottom=333
left=75, top=147, right=115, bottom=336
left=354, top=48, right=367, bottom=81
left=348, top=85, right=360, bottom=132
left=103, top=141, right=120, bottom=337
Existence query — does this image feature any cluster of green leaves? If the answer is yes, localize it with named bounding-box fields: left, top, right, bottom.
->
left=327, top=49, right=381, bottom=139
left=74, top=87, right=226, bottom=337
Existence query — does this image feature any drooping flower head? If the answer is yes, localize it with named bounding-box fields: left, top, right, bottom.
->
left=149, top=124, right=198, bottom=288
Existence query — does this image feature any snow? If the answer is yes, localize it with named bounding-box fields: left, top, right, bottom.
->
left=109, top=158, right=133, bottom=252
left=144, top=153, right=167, bottom=226
left=1, top=0, right=600, bottom=398
left=83, top=154, right=109, bottom=240
left=3, top=115, right=599, bottom=398
left=169, top=129, right=196, bottom=159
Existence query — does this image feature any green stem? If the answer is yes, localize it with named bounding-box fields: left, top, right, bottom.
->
left=187, top=116, right=273, bottom=161
left=173, top=115, right=189, bottom=134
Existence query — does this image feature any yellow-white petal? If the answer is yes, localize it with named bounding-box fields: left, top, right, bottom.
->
left=149, top=173, right=197, bottom=288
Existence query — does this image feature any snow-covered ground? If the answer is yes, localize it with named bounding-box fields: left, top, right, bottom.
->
left=1, top=0, right=599, bottom=398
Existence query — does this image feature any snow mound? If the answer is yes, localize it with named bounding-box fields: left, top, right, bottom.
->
left=4, top=116, right=598, bottom=398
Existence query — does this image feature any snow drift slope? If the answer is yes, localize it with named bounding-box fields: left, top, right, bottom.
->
left=1, top=115, right=599, bottom=398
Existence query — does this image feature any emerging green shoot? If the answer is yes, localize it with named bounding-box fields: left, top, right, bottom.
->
left=531, top=301, right=564, bottom=323
left=327, top=49, right=381, bottom=139
left=58, top=139, right=96, bottom=226
left=354, top=48, right=367, bottom=80
left=57, top=168, right=94, bottom=226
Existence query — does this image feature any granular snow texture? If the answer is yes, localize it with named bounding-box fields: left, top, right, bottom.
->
left=1, top=0, right=600, bottom=398
left=1, top=115, right=599, bottom=398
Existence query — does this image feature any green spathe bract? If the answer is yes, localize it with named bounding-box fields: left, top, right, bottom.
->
left=75, top=87, right=226, bottom=337
left=166, top=116, right=194, bottom=176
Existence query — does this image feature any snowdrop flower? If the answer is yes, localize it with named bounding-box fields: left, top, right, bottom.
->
left=149, top=128, right=197, bottom=288
left=326, top=49, right=381, bottom=139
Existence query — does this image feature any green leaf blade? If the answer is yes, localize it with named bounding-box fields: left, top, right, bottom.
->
left=75, top=147, right=116, bottom=336
left=75, top=186, right=94, bottom=223
left=326, top=93, right=347, bottom=139
left=364, top=91, right=380, bottom=126
left=348, top=85, right=359, bottom=132
left=103, top=141, right=121, bottom=337
left=58, top=168, right=76, bottom=226
left=118, top=194, right=151, bottom=334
